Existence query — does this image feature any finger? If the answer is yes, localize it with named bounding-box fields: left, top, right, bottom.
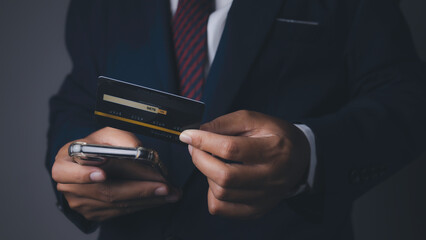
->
left=100, top=158, right=166, bottom=182
left=64, top=192, right=169, bottom=213
left=207, top=188, right=264, bottom=219
left=85, top=127, right=142, bottom=148
left=66, top=192, right=162, bottom=222
left=180, top=129, right=276, bottom=163
left=200, top=110, right=266, bottom=135
left=83, top=205, right=159, bottom=222
left=52, top=157, right=106, bottom=184
left=58, top=180, right=179, bottom=203
left=191, top=147, right=269, bottom=189
left=207, top=179, right=269, bottom=203
left=55, top=141, right=81, bottom=162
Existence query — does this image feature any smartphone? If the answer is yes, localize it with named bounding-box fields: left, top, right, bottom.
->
left=69, top=142, right=168, bottom=182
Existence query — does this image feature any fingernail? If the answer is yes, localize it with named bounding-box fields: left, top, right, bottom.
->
left=89, top=171, right=105, bottom=182
left=179, top=132, right=192, bottom=144
left=155, top=187, right=168, bottom=196
left=188, top=145, right=193, bottom=155
left=165, top=194, right=180, bottom=203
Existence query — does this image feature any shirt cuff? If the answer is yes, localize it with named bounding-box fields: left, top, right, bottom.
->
left=289, top=124, right=317, bottom=196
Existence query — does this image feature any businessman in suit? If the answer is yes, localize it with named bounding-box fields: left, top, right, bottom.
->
left=46, top=0, right=426, bottom=239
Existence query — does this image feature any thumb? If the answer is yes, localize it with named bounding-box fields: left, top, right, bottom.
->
left=52, top=142, right=107, bottom=184
left=85, top=127, right=142, bottom=147
left=201, top=110, right=263, bottom=136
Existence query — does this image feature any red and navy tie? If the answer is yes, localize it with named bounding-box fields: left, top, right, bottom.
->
left=173, top=0, right=213, bottom=101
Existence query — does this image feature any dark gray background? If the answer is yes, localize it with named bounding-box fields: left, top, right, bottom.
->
left=0, top=1, right=424, bottom=239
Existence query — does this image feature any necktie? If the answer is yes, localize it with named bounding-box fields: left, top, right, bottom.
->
left=172, top=0, right=213, bottom=100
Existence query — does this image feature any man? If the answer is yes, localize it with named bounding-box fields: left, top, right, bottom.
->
left=46, top=0, right=426, bottom=239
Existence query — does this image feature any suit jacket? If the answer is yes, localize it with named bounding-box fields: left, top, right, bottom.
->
left=46, top=0, right=426, bottom=239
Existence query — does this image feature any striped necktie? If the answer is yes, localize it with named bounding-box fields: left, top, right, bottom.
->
left=172, top=0, right=213, bottom=101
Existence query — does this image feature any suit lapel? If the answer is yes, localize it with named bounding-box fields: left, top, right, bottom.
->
left=202, top=0, right=285, bottom=121
left=149, top=0, right=286, bottom=186
left=152, top=0, right=195, bottom=187
left=154, top=0, right=179, bottom=94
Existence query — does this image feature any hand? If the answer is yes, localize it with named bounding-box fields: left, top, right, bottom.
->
left=179, top=110, right=310, bottom=219
left=52, top=127, right=180, bottom=222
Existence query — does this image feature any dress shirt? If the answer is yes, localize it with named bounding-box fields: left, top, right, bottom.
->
left=170, top=0, right=317, bottom=195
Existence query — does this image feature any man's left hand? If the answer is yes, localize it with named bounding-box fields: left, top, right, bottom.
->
left=179, top=110, right=310, bottom=219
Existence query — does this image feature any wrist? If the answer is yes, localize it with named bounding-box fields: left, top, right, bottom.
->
left=284, top=124, right=317, bottom=198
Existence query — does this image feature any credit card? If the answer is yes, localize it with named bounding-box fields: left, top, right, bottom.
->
left=95, top=76, right=205, bottom=144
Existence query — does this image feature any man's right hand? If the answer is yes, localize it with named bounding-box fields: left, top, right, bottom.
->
left=52, top=127, right=180, bottom=222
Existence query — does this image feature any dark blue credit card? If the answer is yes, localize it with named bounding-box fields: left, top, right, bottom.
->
left=95, top=76, right=205, bottom=144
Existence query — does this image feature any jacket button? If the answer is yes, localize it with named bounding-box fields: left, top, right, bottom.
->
left=371, top=167, right=379, bottom=179
left=379, top=166, right=387, bottom=177
left=165, top=236, right=182, bottom=240
left=350, top=170, right=361, bottom=184
left=360, top=168, right=370, bottom=183
left=56, top=202, right=64, bottom=212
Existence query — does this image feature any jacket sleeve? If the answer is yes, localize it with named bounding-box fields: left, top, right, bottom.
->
left=301, top=0, right=426, bottom=210
left=45, top=0, right=107, bottom=233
